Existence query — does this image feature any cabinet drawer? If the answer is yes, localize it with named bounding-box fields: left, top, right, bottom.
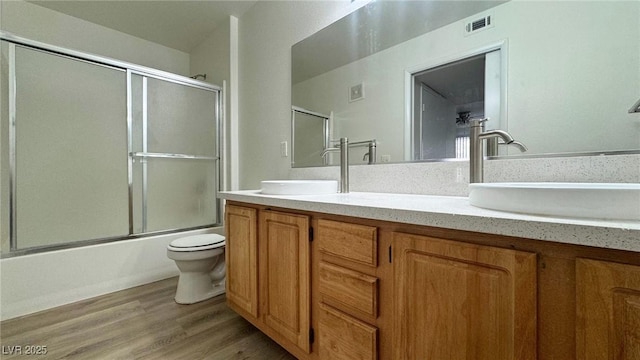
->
left=319, top=262, right=378, bottom=320
left=317, top=219, right=377, bottom=267
left=318, top=303, right=378, bottom=360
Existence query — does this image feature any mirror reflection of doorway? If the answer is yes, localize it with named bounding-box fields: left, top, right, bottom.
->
left=412, top=49, right=501, bottom=160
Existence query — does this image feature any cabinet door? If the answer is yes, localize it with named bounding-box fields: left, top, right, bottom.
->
left=259, top=210, right=311, bottom=353
left=393, top=232, right=537, bottom=360
left=225, top=205, right=258, bottom=318
left=577, top=258, right=640, bottom=360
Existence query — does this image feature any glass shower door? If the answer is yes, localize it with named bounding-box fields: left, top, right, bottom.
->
left=10, top=45, right=130, bottom=249
left=131, top=74, right=219, bottom=233
left=1, top=36, right=222, bottom=255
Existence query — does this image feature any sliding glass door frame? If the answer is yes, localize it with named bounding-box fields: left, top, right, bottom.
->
left=2, top=31, right=223, bottom=257
left=127, top=69, right=222, bottom=234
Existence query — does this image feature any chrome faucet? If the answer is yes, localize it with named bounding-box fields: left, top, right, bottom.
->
left=321, top=138, right=349, bottom=193
left=350, top=139, right=377, bottom=165
left=469, top=119, right=527, bottom=183
left=320, top=138, right=377, bottom=193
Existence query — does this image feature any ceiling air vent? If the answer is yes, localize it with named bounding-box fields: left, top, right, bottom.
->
left=464, top=14, right=494, bottom=36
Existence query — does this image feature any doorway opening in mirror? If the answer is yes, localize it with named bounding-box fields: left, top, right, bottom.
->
left=409, top=48, right=503, bottom=161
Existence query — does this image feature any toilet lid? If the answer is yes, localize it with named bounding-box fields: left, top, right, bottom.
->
left=169, top=234, right=225, bottom=249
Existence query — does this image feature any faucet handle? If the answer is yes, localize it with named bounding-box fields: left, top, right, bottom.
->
left=469, top=118, right=488, bottom=127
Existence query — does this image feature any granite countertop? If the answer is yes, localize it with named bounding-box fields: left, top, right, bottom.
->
left=219, top=190, right=640, bottom=253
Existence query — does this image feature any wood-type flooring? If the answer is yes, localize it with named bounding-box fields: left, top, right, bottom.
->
left=0, top=277, right=296, bottom=359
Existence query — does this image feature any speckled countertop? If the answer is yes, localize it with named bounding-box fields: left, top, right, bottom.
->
left=219, top=191, right=640, bottom=253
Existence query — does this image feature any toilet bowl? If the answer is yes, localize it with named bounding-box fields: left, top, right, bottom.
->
left=166, top=234, right=226, bottom=304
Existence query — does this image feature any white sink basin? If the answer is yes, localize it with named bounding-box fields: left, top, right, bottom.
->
left=261, top=180, right=338, bottom=195
left=469, top=182, right=640, bottom=221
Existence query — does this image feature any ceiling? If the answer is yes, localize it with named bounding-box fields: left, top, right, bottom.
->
left=27, top=0, right=258, bottom=53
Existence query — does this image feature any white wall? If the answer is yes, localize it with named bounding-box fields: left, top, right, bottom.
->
left=237, top=0, right=369, bottom=189
left=190, top=17, right=230, bottom=88
left=0, top=0, right=190, bottom=75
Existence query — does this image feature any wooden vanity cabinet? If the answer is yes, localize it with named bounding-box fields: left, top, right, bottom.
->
left=225, top=201, right=640, bottom=360
left=577, top=259, right=640, bottom=360
left=392, top=232, right=538, bottom=360
left=225, top=203, right=312, bottom=358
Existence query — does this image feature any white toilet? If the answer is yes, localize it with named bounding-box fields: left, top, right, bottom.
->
left=166, top=234, right=226, bottom=304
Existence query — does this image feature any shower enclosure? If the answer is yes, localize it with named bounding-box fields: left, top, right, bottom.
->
left=0, top=33, right=222, bottom=256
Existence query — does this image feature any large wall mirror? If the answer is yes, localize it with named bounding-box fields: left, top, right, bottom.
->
left=291, top=0, right=640, bottom=167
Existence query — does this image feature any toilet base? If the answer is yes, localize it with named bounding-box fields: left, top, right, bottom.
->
left=174, top=272, right=226, bottom=304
